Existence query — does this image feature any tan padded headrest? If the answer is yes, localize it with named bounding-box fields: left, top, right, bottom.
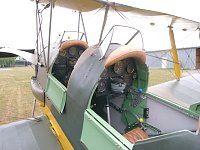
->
left=105, top=45, right=146, bottom=68
left=59, top=40, right=89, bottom=52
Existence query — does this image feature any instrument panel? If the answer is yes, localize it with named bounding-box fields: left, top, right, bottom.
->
left=113, top=61, right=124, bottom=75
left=63, top=46, right=85, bottom=66
left=112, top=58, right=137, bottom=79
left=96, top=58, right=137, bottom=95
left=52, top=45, right=86, bottom=87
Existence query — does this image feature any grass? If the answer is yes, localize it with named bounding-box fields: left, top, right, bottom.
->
left=0, top=67, right=42, bottom=125
left=0, top=67, right=194, bottom=125
left=148, top=69, right=176, bottom=86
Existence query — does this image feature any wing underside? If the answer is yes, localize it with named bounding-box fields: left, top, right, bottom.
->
left=0, top=48, right=37, bottom=65
left=37, top=0, right=199, bottom=25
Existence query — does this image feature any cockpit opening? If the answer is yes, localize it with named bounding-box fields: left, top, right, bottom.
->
left=90, top=47, right=150, bottom=143
left=51, top=40, right=88, bottom=87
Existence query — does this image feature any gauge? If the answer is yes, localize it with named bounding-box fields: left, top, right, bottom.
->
left=60, top=49, right=67, bottom=56
left=68, top=58, right=77, bottom=66
left=126, top=63, right=135, bottom=74
left=113, top=61, right=124, bottom=75
left=68, top=47, right=77, bottom=56
left=133, top=73, right=137, bottom=79
left=100, top=69, right=108, bottom=78
left=78, top=49, right=84, bottom=56
left=97, top=82, right=106, bottom=93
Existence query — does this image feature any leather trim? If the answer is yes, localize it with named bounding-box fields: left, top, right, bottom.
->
left=105, top=45, right=145, bottom=68
left=59, top=40, right=88, bottom=52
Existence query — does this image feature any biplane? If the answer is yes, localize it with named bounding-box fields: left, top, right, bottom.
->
left=0, top=0, right=200, bottom=150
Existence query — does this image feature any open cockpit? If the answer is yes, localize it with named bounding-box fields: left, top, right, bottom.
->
left=51, top=40, right=88, bottom=87
left=89, top=45, right=150, bottom=144
left=86, top=44, right=199, bottom=146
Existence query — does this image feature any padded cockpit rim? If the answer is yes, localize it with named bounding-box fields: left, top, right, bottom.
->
left=59, top=40, right=89, bottom=52
left=105, top=45, right=146, bottom=68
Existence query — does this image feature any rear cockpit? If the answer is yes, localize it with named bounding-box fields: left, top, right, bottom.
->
left=90, top=46, right=149, bottom=143
left=87, top=44, right=198, bottom=146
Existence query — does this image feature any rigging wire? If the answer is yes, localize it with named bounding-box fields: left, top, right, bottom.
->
left=177, top=27, right=199, bottom=45
left=112, top=7, right=144, bottom=50
left=175, top=28, right=200, bottom=78
left=99, top=5, right=109, bottom=42
left=146, top=53, right=179, bottom=64
left=180, top=64, right=200, bottom=85
left=181, top=48, right=194, bottom=69
left=145, top=22, right=200, bottom=83
left=35, top=3, right=50, bottom=67
left=84, top=6, right=105, bottom=23
left=146, top=49, right=200, bottom=84
left=80, top=12, right=88, bottom=43
left=111, top=6, right=131, bottom=26
left=175, top=28, right=200, bottom=71
left=147, top=52, right=176, bottom=78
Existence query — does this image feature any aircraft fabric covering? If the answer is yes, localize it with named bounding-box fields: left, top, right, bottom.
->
left=36, top=0, right=200, bottom=23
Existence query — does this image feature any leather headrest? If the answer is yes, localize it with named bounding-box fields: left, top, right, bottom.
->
left=59, top=40, right=88, bottom=52
left=105, top=45, right=146, bottom=68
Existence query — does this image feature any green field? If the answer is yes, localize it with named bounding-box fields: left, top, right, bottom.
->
left=0, top=67, right=42, bottom=125
left=148, top=69, right=176, bottom=86
left=0, top=67, right=191, bottom=125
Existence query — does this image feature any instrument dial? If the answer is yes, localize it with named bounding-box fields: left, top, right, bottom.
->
left=68, top=58, right=77, bottom=66
left=133, top=73, right=137, bottom=79
left=97, top=82, right=106, bottom=93
left=114, top=61, right=124, bottom=75
left=68, top=47, right=77, bottom=56
left=127, top=63, right=135, bottom=74
left=78, top=49, right=84, bottom=56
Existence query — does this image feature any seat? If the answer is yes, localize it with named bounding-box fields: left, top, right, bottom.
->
left=123, top=128, right=148, bottom=144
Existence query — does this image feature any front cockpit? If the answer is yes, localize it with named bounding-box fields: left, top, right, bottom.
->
left=51, top=40, right=88, bottom=87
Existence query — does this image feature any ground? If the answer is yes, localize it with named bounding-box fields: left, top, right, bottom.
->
left=0, top=67, right=42, bottom=125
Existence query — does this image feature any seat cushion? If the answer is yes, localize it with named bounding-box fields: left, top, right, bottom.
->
left=123, top=128, right=148, bottom=144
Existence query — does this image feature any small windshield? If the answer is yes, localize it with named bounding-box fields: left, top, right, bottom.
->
left=59, top=31, right=87, bottom=43
left=99, top=25, right=144, bottom=57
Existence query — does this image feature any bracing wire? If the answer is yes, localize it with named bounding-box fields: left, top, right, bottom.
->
left=146, top=52, right=178, bottom=79
left=147, top=49, right=200, bottom=84
left=112, top=7, right=145, bottom=50
left=84, top=6, right=105, bottom=23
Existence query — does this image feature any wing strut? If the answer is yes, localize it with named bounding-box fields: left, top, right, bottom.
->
left=169, top=26, right=181, bottom=80
left=99, top=5, right=109, bottom=43
left=47, top=1, right=54, bottom=72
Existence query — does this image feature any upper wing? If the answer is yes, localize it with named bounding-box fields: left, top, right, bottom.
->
left=36, top=0, right=199, bottom=43
left=36, top=0, right=200, bottom=23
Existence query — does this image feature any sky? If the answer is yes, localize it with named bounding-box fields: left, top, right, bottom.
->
left=0, top=0, right=200, bottom=50
left=0, top=0, right=36, bottom=49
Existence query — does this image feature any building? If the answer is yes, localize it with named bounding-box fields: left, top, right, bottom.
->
left=15, top=56, right=32, bottom=66
left=146, top=47, right=200, bottom=69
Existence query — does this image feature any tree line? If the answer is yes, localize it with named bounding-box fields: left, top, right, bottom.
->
left=0, top=58, right=16, bottom=68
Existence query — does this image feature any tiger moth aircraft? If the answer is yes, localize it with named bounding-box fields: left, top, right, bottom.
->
left=0, top=0, right=200, bottom=150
